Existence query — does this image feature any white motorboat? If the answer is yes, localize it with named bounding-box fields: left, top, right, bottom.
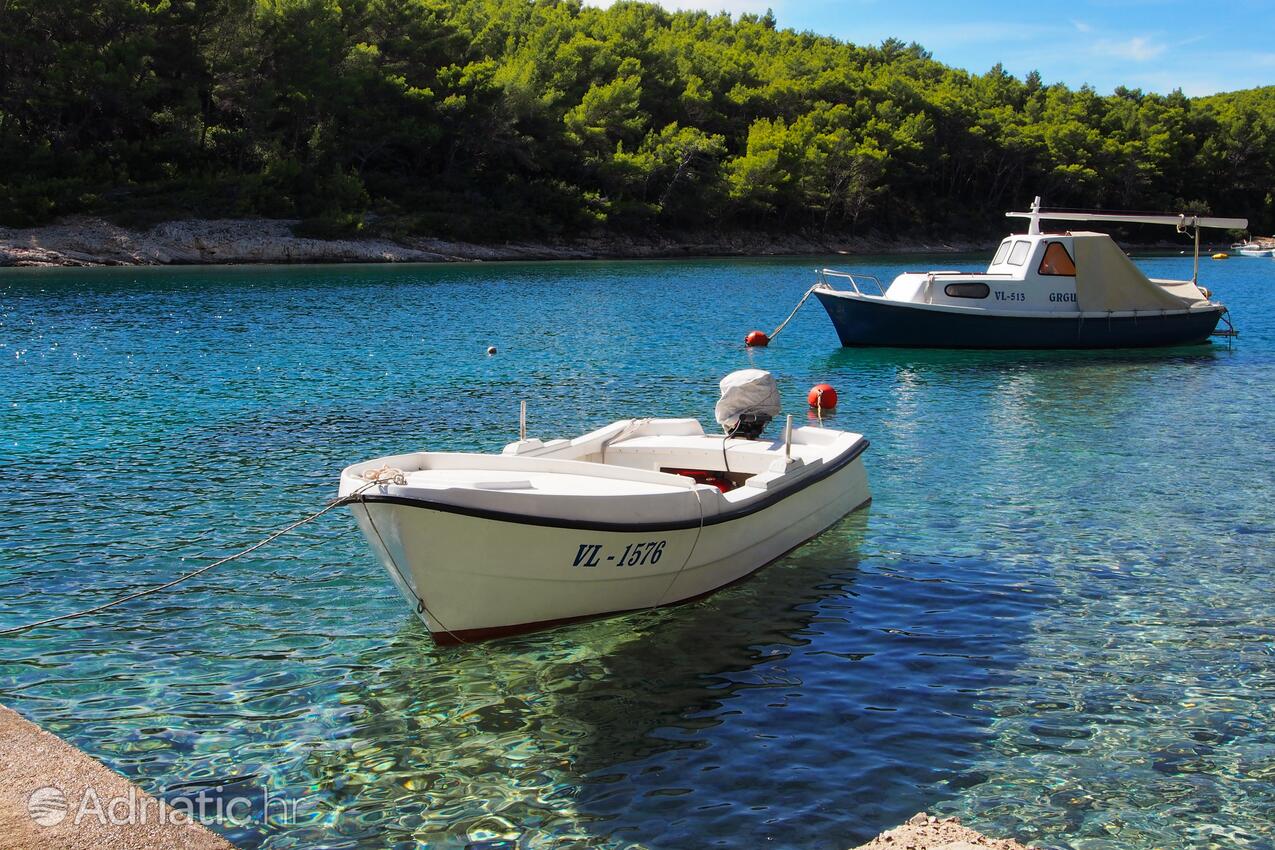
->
left=1236, top=242, right=1274, bottom=257
left=814, top=197, right=1246, bottom=348
left=340, top=371, right=871, bottom=644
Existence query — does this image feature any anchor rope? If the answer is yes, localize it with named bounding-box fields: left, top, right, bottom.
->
left=0, top=474, right=400, bottom=637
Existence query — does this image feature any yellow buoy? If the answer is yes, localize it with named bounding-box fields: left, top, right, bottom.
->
left=1212, top=252, right=1228, bottom=260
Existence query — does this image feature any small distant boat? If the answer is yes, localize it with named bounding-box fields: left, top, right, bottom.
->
left=340, top=371, right=871, bottom=643
left=1236, top=242, right=1274, bottom=257
left=813, top=197, right=1245, bottom=349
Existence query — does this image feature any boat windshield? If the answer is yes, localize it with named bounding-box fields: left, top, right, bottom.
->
left=991, top=240, right=1011, bottom=265
left=1007, top=241, right=1032, bottom=265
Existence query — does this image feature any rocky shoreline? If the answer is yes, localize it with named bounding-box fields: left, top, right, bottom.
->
left=0, top=217, right=997, bottom=268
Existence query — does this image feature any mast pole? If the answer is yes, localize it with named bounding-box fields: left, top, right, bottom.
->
left=1028, top=196, right=1042, bottom=235
left=1193, top=222, right=1200, bottom=285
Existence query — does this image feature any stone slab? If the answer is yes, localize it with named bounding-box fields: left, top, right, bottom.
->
left=0, top=704, right=235, bottom=850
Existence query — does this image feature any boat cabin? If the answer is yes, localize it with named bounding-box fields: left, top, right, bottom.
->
left=883, top=232, right=1091, bottom=311
left=878, top=228, right=1216, bottom=315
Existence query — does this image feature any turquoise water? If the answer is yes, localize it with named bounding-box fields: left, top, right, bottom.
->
left=1, top=253, right=1273, bottom=850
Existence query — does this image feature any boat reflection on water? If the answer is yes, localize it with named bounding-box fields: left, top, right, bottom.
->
left=815, top=344, right=1223, bottom=441
left=817, top=341, right=1222, bottom=376
left=278, top=511, right=873, bottom=850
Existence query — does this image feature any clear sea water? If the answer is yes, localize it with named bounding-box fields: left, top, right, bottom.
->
left=1, top=251, right=1272, bottom=850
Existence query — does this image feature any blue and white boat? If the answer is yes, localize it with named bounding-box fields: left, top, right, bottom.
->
left=813, top=198, right=1246, bottom=349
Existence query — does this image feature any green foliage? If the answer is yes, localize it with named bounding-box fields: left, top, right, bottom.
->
left=1, top=0, right=1272, bottom=236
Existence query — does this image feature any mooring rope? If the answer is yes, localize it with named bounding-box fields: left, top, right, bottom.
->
left=599, top=417, right=651, bottom=463
left=0, top=474, right=401, bottom=637
left=766, top=284, right=819, bottom=343
left=649, top=481, right=706, bottom=611
left=353, top=497, right=478, bottom=647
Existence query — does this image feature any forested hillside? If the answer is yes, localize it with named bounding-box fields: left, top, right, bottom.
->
left=2, top=0, right=1272, bottom=239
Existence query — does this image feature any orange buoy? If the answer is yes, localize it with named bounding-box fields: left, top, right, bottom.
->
left=808, top=383, right=838, bottom=409
left=487, top=346, right=497, bottom=355
left=745, top=330, right=770, bottom=347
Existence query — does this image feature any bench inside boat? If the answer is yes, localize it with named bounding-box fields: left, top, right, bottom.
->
left=343, top=418, right=866, bottom=513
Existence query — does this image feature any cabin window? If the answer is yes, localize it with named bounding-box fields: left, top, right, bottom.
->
left=1007, top=240, right=1031, bottom=266
left=1038, top=241, right=1077, bottom=276
left=991, top=241, right=1011, bottom=265
left=945, top=282, right=990, bottom=299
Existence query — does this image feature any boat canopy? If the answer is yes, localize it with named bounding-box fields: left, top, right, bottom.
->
left=1071, top=233, right=1198, bottom=312
left=1071, top=232, right=1206, bottom=312
left=1008, top=196, right=1246, bottom=289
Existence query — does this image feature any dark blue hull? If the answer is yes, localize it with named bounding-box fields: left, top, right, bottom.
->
left=814, top=291, right=1223, bottom=349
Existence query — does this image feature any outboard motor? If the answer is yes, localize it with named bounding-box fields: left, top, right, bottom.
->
left=715, top=369, right=781, bottom=439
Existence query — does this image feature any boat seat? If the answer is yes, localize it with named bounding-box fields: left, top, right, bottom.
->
left=604, top=435, right=791, bottom=476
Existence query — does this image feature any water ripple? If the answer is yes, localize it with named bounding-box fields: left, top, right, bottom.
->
left=1, top=255, right=1272, bottom=849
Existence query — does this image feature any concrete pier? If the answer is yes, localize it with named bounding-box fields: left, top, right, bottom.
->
left=0, top=705, right=234, bottom=850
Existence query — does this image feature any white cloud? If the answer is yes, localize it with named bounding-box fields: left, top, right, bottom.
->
left=844, top=20, right=1061, bottom=52
left=1122, top=48, right=1275, bottom=95
left=1130, top=73, right=1220, bottom=97
left=1095, top=35, right=1167, bottom=62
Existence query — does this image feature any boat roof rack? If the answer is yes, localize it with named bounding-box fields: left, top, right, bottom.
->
left=1009, top=196, right=1247, bottom=235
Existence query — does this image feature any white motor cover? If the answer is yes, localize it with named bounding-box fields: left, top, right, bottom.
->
left=714, top=369, right=781, bottom=430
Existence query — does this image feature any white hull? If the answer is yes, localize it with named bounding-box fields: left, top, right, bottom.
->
left=340, top=419, right=870, bottom=642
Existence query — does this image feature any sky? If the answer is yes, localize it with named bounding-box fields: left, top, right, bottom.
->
left=585, top=0, right=1275, bottom=96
